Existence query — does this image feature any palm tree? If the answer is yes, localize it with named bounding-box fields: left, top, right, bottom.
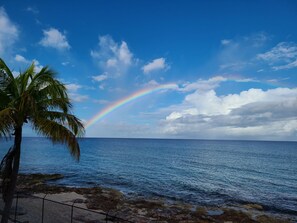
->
left=0, top=58, right=85, bottom=223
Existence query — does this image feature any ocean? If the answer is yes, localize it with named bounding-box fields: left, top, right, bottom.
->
left=0, top=137, right=296, bottom=218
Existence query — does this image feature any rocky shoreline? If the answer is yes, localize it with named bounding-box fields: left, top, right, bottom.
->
left=13, top=173, right=293, bottom=223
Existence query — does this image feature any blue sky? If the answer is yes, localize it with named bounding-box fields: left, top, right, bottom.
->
left=1, top=0, right=297, bottom=140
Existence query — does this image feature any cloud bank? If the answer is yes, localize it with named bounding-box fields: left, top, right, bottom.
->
left=160, top=77, right=297, bottom=140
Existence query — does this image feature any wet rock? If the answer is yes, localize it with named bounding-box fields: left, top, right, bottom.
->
left=137, top=208, right=147, bottom=216
left=193, top=206, right=207, bottom=216
left=217, top=209, right=256, bottom=223
left=13, top=173, right=293, bottom=223
left=207, top=209, right=224, bottom=216
left=128, top=198, right=164, bottom=209
left=243, top=203, right=264, bottom=211
left=256, top=215, right=291, bottom=223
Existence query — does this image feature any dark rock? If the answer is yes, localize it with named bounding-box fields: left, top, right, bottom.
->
left=207, top=209, right=224, bottom=216
left=12, top=173, right=292, bottom=223
left=243, top=203, right=264, bottom=210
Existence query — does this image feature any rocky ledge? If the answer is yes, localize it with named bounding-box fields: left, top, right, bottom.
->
left=11, top=173, right=293, bottom=223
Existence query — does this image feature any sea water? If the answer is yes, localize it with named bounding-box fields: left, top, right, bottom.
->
left=0, top=138, right=296, bottom=218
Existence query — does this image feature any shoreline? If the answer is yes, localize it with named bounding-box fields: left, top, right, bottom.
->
left=7, top=173, right=293, bottom=223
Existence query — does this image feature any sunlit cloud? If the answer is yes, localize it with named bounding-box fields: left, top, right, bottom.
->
left=90, top=35, right=134, bottom=78
left=142, top=57, right=169, bottom=74
left=39, top=28, right=70, bottom=50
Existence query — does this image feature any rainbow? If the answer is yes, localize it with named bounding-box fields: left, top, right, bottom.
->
left=85, top=83, right=177, bottom=128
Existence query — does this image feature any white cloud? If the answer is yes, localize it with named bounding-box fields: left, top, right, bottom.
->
left=90, top=35, right=133, bottom=77
left=65, top=83, right=89, bottom=102
left=218, top=32, right=269, bottom=71
left=143, top=80, right=160, bottom=88
left=219, top=62, right=249, bottom=71
left=257, top=42, right=297, bottom=70
left=15, top=54, right=30, bottom=63
left=62, top=61, right=70, bottom=66
left=12, top=71, right=19, bottom=77
left=179, top=76, right=227, bottom=92
left=39, top=28, right=70, bottom=50
left=93, top=99, right=109, bottom=104
left=32, top=59, right=43, bottom=73
left=92, top=74, right=108, bottom=82
left=69, top=93, right=89, bottom=102
left=257, top=42, right=297, bottom=62
left=26, top=6, right=39, bottom=14
left=142, top=58, right=168, bottom=74
left=160, top=77, right=297, bottom=140
left=177, top=76, right=258, bottom=93
left=117, top=41, right=132, bottom=65
left=0, top=7, right=18, bottom=56
left=66, top=83, right=82, bottom=92
left=272, top=59, right=297, bottom=71
left=221, top=39, right=231, bottom=45
left=14, top=54, right=43, bottom=72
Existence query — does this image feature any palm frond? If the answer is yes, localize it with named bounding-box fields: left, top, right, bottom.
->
left=0, top=58, right=19, bottom=98
left=36, top=111, right=85, bottom=136
left=18, top=63, right=34, bottom=94
left=27, top=67, right=71, bottom=113
left=36, top=97, right=72, bottom=113
left=0, top=58, right=85, bottom=161
left=0, top=108, right=15, bottom=138
left=32, top=118, right=81, bottom=160
left=0, top=59, right=15, bottom=80
left=0, top=90, right=11, bottom=109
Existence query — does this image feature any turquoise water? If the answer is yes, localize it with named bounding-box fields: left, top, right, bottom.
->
left=0, top=138, right=297, bottom=218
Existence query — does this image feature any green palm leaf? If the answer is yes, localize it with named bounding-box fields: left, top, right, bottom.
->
left=0, top=58, right=85, bottom=158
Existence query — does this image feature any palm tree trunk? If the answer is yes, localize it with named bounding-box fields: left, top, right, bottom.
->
left=1, top=127, right=22, bottom=223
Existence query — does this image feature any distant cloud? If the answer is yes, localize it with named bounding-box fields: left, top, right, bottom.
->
left=69, top=93, right=89, bottom=102
left=39, top=28, right=70, bottom=50
left=26, top=6, right=39, bottom=14
left=161, top=79, right=297, bottom=140
left=257, top=42, right=297, bottom=70
left=65, top=83, right=82, bottom=92
left=257, top=42, right=297, bottom=61
left=93, top=99, right=109, bottom=104
left=0, top=7, right=19, bottom=56
left=65, top=82, right=89, bottom=102
left=92, top=73, right=108, bottom=82
left=142, top=57, right=168, bottom=74
left=32, top=59, right=43, bottom=72
left=218, top=32, right=269, bottom=72
left=143, top=80, right=160, bottom=88
left=272, top=60, right=297, bottom=71
left=90, top=35, right=133, bottom=78
left=15, top=54, right=30, bottom=63
left=221, top=39, right=231, bottom=45
left=62, top=61, right=70, bottom=66
left=179, top=76, right=227, bottom=92
left=219, top=62, right=249, bottom=71
left=177, top=76, right=258, bottom=93
left=14, top=54, right=43, bottom=72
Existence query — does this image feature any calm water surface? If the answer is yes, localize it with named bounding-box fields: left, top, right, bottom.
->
left=0, top=138, right=296, bottom=218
